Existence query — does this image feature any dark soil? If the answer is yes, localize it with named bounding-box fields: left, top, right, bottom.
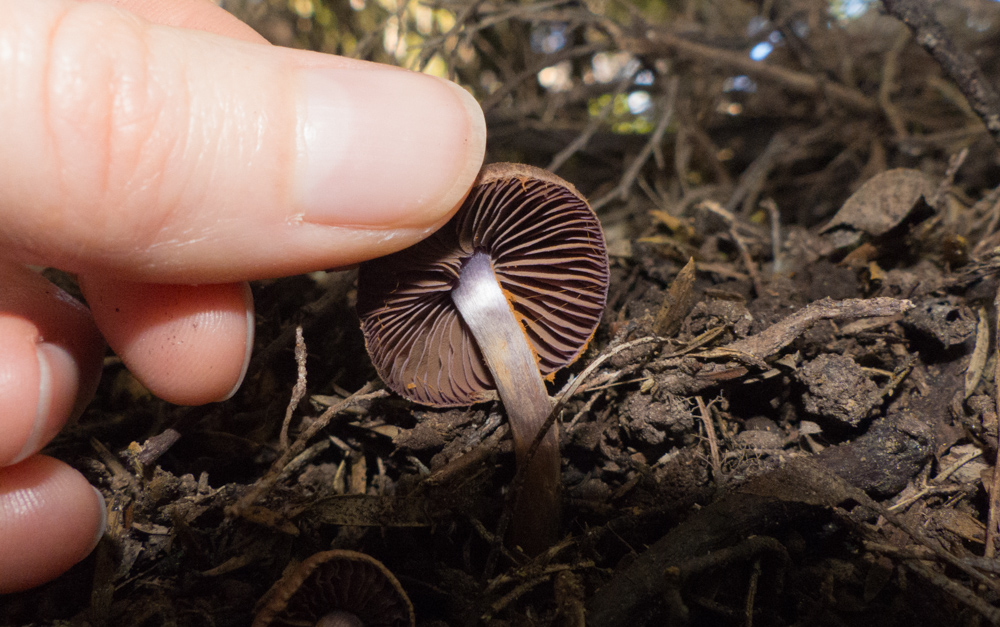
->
left=7, top=0, right=1000, bottom=625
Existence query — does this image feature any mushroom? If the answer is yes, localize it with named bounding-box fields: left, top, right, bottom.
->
left=252, top=550, right=414, bottom=627
left=357, top=163, right=609, bottom=554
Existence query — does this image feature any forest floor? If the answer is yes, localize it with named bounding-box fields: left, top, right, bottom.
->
left=6, top=0, right=1000, bottom=625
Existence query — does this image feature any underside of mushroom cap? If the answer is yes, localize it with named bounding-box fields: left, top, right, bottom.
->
left=252, top=550, right=414, bottom=627
left=357, top=162, right=609, bottom=407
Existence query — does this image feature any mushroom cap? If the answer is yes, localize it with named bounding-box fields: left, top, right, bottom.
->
left=357, top=162, right=609, bottom=407
left=252, top=550, right=414, bottom=627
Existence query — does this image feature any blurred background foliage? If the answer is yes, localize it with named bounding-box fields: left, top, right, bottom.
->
left=220, top=0, right=1000, bottom=235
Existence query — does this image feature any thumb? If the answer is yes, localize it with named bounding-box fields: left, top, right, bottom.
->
left=0, top=0, right=485, bottom=283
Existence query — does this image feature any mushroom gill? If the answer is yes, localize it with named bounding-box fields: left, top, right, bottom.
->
left=252, top=550, right=413, bottom=627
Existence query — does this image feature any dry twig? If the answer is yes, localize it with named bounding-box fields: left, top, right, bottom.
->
left=615, top=27, right=877, bottom=113
left=228, top=382, right=388, bottom=518
left=279, top=326, right=308, bottom=451
left=593, top=75, right=680, bottom=210
left=988, top=283, right=1000, bottom=557
left=696, top=396, right=721, bottom=479
left=882, top=0, right=1000, bottom=147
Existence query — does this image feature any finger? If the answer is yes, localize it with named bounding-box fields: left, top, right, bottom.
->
left=0, top=264, right=104, bottom=466
left=0, top=455, right=106, bottom=594
left=80, top=279, right=254, bottom=405
left=0, top=0, right=485, bottom=283
left=88, top=0, right=268, bottom=43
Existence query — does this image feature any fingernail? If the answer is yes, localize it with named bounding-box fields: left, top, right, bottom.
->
left=12, top=343, right=78, bottom=465
left=221, top=282, right=254, bottom=401
left=296, top=68, right=485, bottom=228
left=88, top=487, right=108, bottom=554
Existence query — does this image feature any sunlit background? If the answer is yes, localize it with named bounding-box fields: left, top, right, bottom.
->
left=219, top=0, right=1000, bottom=222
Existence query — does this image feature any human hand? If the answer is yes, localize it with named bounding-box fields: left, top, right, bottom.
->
left=0, top=0, right=485, bottom=593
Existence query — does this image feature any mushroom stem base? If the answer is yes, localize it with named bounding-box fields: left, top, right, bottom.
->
left=451, top=251, right=560, bottom=554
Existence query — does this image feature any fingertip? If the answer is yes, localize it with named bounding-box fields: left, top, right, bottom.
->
left=220, top=281, right=254, bottom=401
left=0, top=456, right=105, bottom=594
left=0, top=318, right=43, bottom=465
left=2, top=2, right=487, bottom=279
left=88, top=486, right=108, bottom=554
left=2, top=338, right=101, bottom=467
left=82, top=279, right=254, bottom=405
left=296, top=67, right=486, bottom=230
left=0, top=265, right=105, bottom=466
left=11, top=343, right=78, bottom=466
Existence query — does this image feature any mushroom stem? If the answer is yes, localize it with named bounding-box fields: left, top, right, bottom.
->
left=451, top=250, right=560, bottom=554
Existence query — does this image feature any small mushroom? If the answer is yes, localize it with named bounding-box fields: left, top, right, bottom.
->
left=252, top=550, right=414, bottom=627
left=357, top=163, right=609, bottom=554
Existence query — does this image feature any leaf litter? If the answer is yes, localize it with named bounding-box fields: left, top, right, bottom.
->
left=10, top=1, right=1000, bottom=625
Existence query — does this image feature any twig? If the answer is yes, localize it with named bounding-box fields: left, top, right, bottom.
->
left=423, top=414, right=507, bottom=487
left=906, top=560, right=1000, bottom=625
left=593, top=75, right=680, bottom=210
left=745, top=557, right=762, bottom=627
left=697, top=396, right=721, bottom=480
left=699, top=297, right=914, bottom=362
left=486, top=562, right=593, bottom=618
left=988, top=282, right=1000, bottom=557
left=279, top=438, right=333, bottom=483
left=565, top=390, right=605, bottom=433
left=548, top=69, right=636, bottom=172
left=247, top=272, right=354, bottom=383
left=228, top=382, right=388, bottom=517
left=279, top=326, right=308, bottom=451
left=840, top=479, right=1000, bottom=595
left=616, top=28, right=877, bottom=113
left=930, top=146, right=968, bottom=212
left=878, top=27, right=911, bottom=139
left=556, top=337, right=665, bottom=405
left=882, top=0, right=1000, bottom=147
left=480, top=42, right=607, bottom=112
left=763, top=199, right=784, bottom=275
left=967, top=185, right=1000, bottom=255
left=135, top=427, right=183, bottom=467
left=414, top=0, right=487, bottom=72
left=724, top=133, right=792, bottom=216
left=698, top=200, right=764, bottom=296
left=869, top=541, right=1000, bottom=576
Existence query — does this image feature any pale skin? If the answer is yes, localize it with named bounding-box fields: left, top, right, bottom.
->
left=0, top=0, right=486, bottom=593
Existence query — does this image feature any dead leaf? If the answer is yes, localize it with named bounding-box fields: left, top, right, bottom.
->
left=820, top=169, right=936, bottom=249
left=654, top=257, right=697, bottom=337
left=966, top=307, right=990, bottom=398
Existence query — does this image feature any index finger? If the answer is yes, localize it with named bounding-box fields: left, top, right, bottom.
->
left=0, top=0, right=486, bottom=283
